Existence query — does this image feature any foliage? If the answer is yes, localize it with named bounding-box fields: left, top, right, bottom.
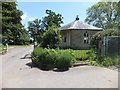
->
left=86, top=52, right=120, bottom=67
left=110, top=56, right=120, bottom=65
left=37, top=49, right=57, bottom=69
left=86, top=59, right=99, bottom=66
left=0, top=44, right=6, bottom=53
left=31, top=47, right=45, bottom=64
left=41, top=9, right=63, bottom=30
left=31, top=47, right=76, bottom=70
left=2, top=2, right=29, bottom=45
left=74, top=50, right=91, bottom=60
left=91, top=29, right=120, bottom=50
left=20, top=32, right=30, bottom=45
left=28, top=18, right=44, bottom=44
left=85, top=2, right=120, bottom=29
left=41, top=25, right=62, bottom=49
left=31, top=47, right=120, bottom=69
left=55, top=50, right=76, bottom=69
left=101, top=57, right=113, bottom=67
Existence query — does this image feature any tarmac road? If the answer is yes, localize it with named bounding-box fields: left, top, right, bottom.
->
left=0, top=45, right=118, bottom=88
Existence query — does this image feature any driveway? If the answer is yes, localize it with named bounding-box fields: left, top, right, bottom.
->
left=0, top=45, right=118, bottom=88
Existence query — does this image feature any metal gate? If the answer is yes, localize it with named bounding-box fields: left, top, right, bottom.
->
left=99, top=36, right=120, bottom=56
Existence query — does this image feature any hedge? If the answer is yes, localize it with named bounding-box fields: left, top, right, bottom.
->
left=31, top=47, right=76, bottom=70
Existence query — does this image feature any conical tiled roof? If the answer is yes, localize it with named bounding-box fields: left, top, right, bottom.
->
left=60, top=16, right=102, bottom=30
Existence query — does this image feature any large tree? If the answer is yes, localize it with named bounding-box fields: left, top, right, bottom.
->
left=2, top=2, right=27, bottom=44
left=41, top=10, right=63, bottom=30
left=28, top=18, right=43, bottom=44
left=85, top=2, right=120, bottom=29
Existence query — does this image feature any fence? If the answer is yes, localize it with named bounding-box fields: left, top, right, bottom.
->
left=99, top=36, right=120, bottom=56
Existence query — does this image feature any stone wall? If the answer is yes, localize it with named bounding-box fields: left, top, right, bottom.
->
left=60, top=29, right=101, bottom=49
left=60, top=30, right=71, bottom=48
left=71, top=30, right=99, bottom=49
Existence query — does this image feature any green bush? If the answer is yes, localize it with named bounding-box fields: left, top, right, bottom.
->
left=41, top=25, right=61, bottom=49
left=101, top=57, right=113, bottom=67
left=110, top=56, right=120, bottom=66
left=55, top=50, right=76, bottom=69
left=31, top=47, right=45, bottom=64
left=31, top=47, right=76, bottom=70
left=38, top=49, right=57, bottom=68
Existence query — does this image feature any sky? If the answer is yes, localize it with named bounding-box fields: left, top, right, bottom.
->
left=17, top=2, right=98, bottom=28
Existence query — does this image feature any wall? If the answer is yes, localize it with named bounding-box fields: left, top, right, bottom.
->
left=60, top=29, right=101, bottom=49
left=71, top=29, right=100, bottom=49
left=60, top=30, right=71, bottom=48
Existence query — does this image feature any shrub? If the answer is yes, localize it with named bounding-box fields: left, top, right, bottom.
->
left=41, top=25, right=61, bottom=49
left=110, top=56, right=120, bottom=66
left=36, top=48, right=58, bottom=69
left=31, top=47, right=76, bottom=70
left=85, top=59, right=99, bottom=66
left=55, top=50, right=76, bottom=70
left=31, top=47, right=45, bottom=64
left=44, top=49, right=57, bottom=63
left=101, top=57, right=113, bottom=67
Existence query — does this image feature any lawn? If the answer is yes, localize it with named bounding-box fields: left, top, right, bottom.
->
left=0, top=44, right=6, bottom=53
left=59, top=49, right=91, bottom=60
left=0, top=44, right=29, bottom=54
left=74, top=50, right=91, bottom=60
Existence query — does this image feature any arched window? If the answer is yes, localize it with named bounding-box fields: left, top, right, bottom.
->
left=84, top=32, right=89, bottom=44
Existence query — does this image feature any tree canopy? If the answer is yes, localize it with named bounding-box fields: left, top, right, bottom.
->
left=27, top=10, right=63, bottom=46
left=2, top=2, right=29, bottom=44
left=28, top=18, right=44, bottom=44
left=41, top=9, right=63, bottom=30
left=85, top=2, right=120, bottom=29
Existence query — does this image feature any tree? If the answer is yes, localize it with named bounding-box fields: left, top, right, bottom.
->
left=2, top=2, right=28, bottom=44
left=19, top=28, right=30, bottom=45
left=28, top=18, right=43, bottom=44
left=41, top=10, right=63, bottom=30
left=41, top=25, right=61, bottom=49
left=85, top=2, right=120, bottom=29
left=117, top=1, right=120, bottom=15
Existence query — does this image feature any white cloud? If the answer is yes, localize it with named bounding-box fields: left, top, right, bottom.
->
left=28, top=16, right=37, bottom=21
left=21, top=13, right=27, bottom=20
left=21, top=12, right=37, bottom=21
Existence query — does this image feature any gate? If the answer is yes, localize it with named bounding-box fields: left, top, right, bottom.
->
left=99, top=36, right=120, bottom=56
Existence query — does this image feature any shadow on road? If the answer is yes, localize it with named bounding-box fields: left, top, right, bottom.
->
left=20, top=54, right=31, bottom=59
left=26, top=62, right=36, bottom=68
left=26, top=62, right=69, bottom=72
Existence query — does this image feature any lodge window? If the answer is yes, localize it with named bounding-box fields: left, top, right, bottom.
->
left=84, top=32, right=89, bottom=44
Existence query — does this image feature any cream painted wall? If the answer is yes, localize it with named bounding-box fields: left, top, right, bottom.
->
left=60, top=29, right=101, bottom=49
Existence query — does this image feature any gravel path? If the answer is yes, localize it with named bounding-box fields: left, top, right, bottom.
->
left=0, top=45, right=118, bottom=88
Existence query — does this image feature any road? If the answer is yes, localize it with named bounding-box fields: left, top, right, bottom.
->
left=0, top=45, right=118, bottom=88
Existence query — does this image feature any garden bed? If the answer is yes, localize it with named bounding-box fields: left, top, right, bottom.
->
left=31, top=47, right=120, bottom=71
left=31, top=47, right=77, bottom=71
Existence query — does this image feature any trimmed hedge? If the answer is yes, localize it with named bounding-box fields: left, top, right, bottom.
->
left=55, top=50, right=76, bottom=70
left=31, top=47, right=76, bottom=70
